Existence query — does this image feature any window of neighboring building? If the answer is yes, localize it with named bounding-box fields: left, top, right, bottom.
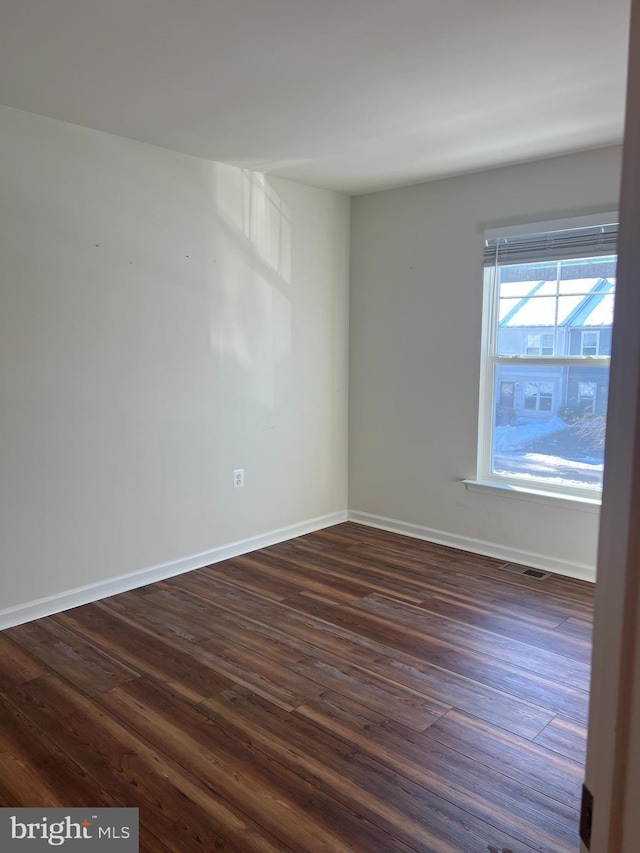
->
left=478, top=213, right=617, bottom=499
left=578, top=381, right=598, bottom=414
left=524, top=381, right=554, bottom=411
left=581, top=330, right=600, bottom=356
left=526, top=333, right=554, bottom=355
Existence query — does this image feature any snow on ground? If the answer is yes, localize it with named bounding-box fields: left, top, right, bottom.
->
left=517, top=452, right=603, bottom=472
left=493, top=457, right=603, bottom=490
left=493, top=416, right=568, bottom=451
left=492, top=415, right=604, bottom=487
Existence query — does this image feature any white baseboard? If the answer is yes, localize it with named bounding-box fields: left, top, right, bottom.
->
left=0, top=510, right=348, bottom=630
left=348, top=510, right=596, bottom=583
left=0, top=506, right=594, bottom=631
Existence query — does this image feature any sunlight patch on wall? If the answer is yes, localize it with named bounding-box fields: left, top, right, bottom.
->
left=215, top=164, right=291, bottom=285
left=211, top=163, right=293, bottom=418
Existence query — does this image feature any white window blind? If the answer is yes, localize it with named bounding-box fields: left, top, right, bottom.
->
left=484, top=221, right=618, bottom=267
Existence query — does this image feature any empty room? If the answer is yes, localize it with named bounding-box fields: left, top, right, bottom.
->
left=1, top=2, right=639, bottom=852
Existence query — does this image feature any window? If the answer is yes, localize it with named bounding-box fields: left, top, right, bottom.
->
left=478, top=214, right=617, bottom=499
left=578, top=381, right=597, bottom=414
left=526, top=333, right=554, bottom=355
left=524, top=381, right=554, bottom=411
left=581, top=330, right=600, bottom=356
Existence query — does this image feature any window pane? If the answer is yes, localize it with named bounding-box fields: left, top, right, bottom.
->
left=508, top=296, right=556, bottom=327
left=526, top=334, right=540, bottom=355
left=492, top=364, right=608, bottom=492
left=499, top=297, right=525, bottom=322
left=578, top=380, right=597, bottom=414
left=499, top=280, right=545, bottom=298
left=558, top=279, right=601, bottom=296
left=498, top=261, right=556, bottom=286
left=557, top=295, right=584, bottom=322
left=539, top=396, right=553, bottom=412
left=559, top=255, right=617, bottom=284
left=583, top=292, right=615, bottom=328
left=579, top=381, right=597, bottom=398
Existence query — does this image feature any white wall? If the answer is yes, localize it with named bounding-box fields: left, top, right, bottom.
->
left=0, top=105, right=349, bottom=613
left=0, top=101, right=622, bottom=619
left=349, top=146, right=622, bottom=578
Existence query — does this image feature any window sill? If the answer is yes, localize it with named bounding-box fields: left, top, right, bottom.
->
left=462, top=479, right=601, bottom=513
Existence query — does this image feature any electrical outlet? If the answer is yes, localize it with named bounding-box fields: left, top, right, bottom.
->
left=233, top=468, right=244, bottom=488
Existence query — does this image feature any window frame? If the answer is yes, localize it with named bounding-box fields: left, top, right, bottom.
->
left=477, top=214, right=616, bottom=502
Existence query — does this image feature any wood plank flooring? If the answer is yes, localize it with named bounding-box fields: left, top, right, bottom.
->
left=0, top=522, right=593, bottom=852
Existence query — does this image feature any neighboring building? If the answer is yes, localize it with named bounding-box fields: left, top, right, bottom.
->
left=495, top=274, right=614, bottom=422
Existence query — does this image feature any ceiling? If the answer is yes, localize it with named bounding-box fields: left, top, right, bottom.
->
left=0, top=0, right=630, bottom=195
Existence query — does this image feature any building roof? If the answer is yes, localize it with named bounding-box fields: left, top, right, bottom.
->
left=499, top=278, right=615, bottom=328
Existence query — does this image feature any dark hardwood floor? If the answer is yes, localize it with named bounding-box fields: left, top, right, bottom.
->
left=0, top=522, right=593, bottom=852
